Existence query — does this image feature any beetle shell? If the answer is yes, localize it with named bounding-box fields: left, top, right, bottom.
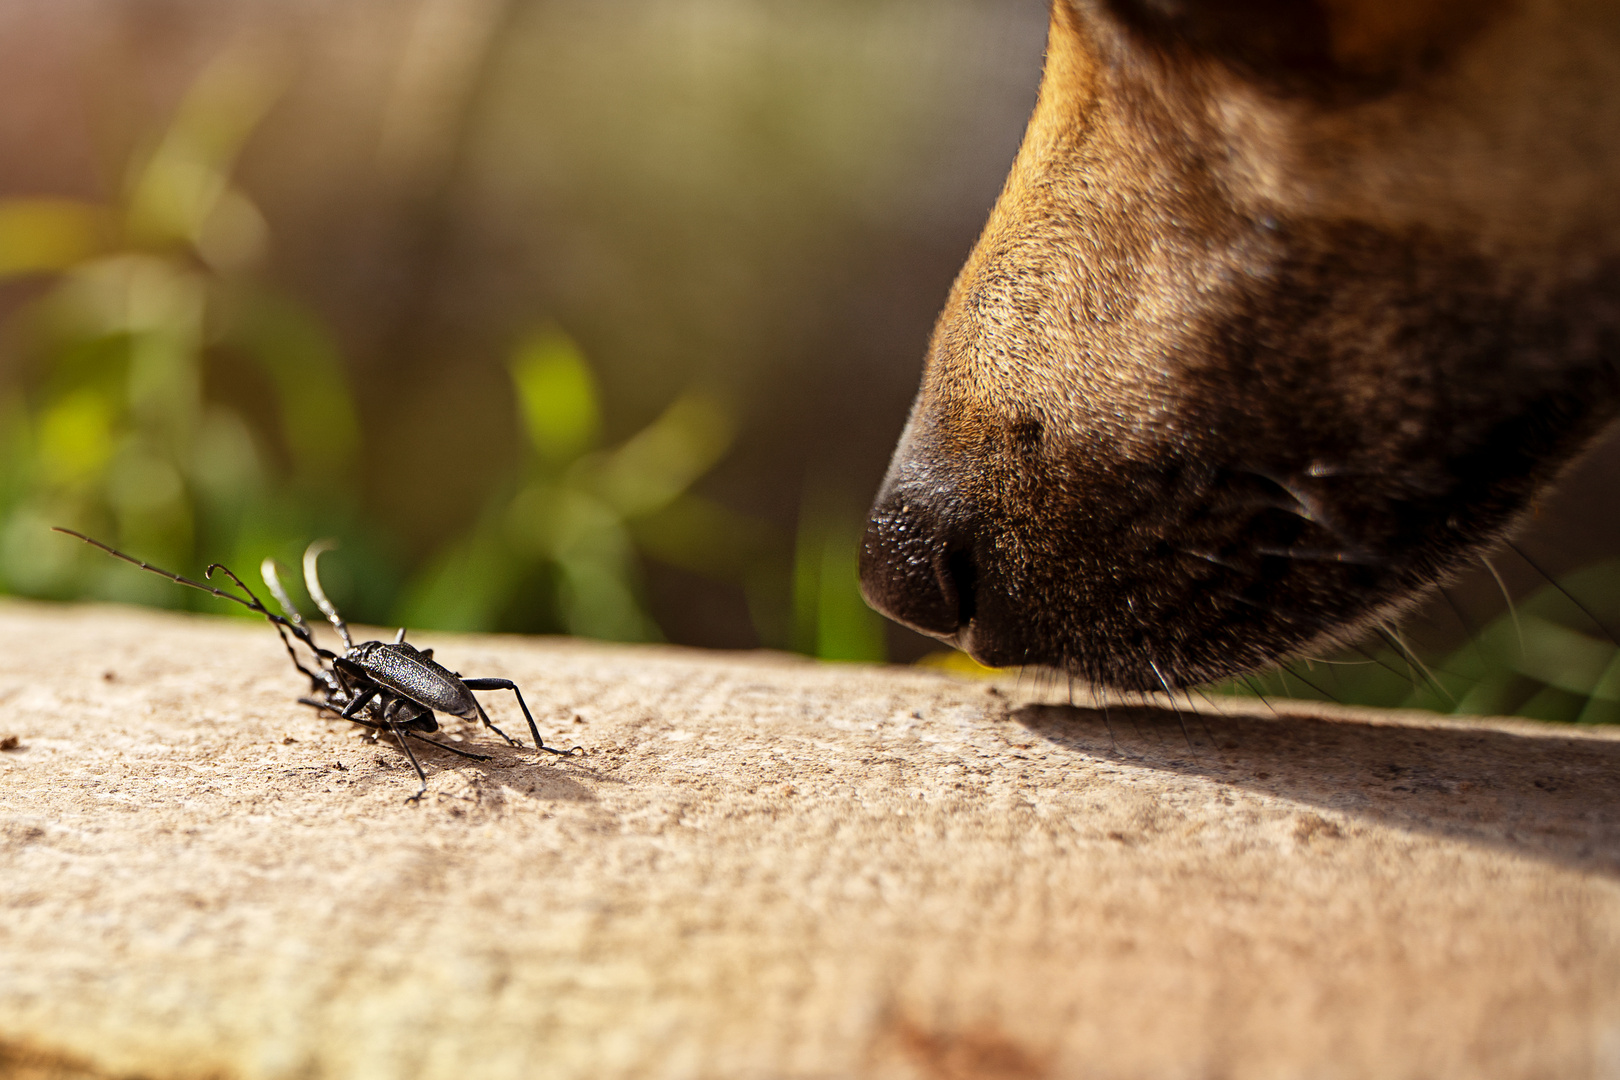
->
left=350, top=641, right=479, bottom=720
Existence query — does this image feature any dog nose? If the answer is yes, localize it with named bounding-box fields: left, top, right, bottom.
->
left=858, top=490, right=974, bottom=640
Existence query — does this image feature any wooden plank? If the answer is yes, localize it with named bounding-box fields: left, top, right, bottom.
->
left=0, top=600, right=1616, bottom=1079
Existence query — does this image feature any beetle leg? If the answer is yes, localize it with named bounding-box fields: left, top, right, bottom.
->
left=465, top=695, right=522, bottom=748
left=462, top=678, right=584, bottom=756
left=382, top=698, right=430, bottom=802
left=309, top=700, right=490, bottom=761
left=389, top=721, right=429, bottom=803
left=400, top=732, right=489, bottom=762
left=340, top=686, right=378, bottom=720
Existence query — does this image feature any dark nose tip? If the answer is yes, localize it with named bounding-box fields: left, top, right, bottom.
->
left=858, top=493, right=975, bottom=640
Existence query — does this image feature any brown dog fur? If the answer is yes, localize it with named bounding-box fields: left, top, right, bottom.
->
left=861, top=0, right=1620, bottom=690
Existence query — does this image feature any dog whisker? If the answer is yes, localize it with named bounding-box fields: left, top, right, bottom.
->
left=1220, top=591, right=1328, bottom=631
left=1252, top=545, right=1383, bottom=565
left=1505, top=539, right=1620, bottom=647
left=1177, top=547, right=1242, bottom=569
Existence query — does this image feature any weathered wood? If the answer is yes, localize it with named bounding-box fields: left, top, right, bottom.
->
left=0, top=600, right=1616, bottom=1079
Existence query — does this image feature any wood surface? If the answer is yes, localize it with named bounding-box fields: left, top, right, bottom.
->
left=0, top=600, right=1616, bottom=1079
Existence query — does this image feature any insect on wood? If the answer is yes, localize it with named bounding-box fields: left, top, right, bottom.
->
left=54, top=528, right=583, bottom=801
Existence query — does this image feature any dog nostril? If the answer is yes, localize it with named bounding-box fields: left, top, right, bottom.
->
left=944, top=547, right=977, bottom=625
left=859, top=501, right=968, bottom=640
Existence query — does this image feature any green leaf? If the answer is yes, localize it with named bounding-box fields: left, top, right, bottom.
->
left=792, top=494, right=885, bottom=663
left=592, top=392, right=733, bottom=516
left=397, top=532, right=517, bottom=634
left=0, top=200, right=109, bottom=278
left=37, top=388, right=117, bottom=487
left=125, top=47, right=284, bottom=249
left=222, top=289, right=360, bottom=480
left=510, top=329, right=601, bottom=465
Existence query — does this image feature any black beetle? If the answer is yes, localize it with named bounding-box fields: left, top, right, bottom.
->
left=54, top=528, right=582, bottom=800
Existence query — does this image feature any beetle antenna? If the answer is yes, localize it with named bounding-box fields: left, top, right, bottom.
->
left=55, top=528, right=293, bottom=629
left=259, top=558, right=340, bottom=679
left=260, top=559, right=309, bottom=631
left=205, top=561, right=338, bottom=665
left=302, top=540, right=354, bottom=649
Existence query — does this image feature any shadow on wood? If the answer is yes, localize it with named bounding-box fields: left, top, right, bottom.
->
left=1014, top=702, right=1620, bottom=876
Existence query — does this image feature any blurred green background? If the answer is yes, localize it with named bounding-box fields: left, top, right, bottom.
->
left=0, top=0, right=1047, bottom=662
left=4, top=0, right=1620, bottom=723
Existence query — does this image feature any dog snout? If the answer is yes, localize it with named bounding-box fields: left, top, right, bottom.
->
left=858, top=487, right=977, bottom=643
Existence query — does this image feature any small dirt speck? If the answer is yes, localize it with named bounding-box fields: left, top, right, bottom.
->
left=101, top=670, right=116, bottom=682
left=888, top=1014, right=1051, bottom=1080
left=332, top=760, right=346, bottom=771
left=0, top=735, right=19, bottom=751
